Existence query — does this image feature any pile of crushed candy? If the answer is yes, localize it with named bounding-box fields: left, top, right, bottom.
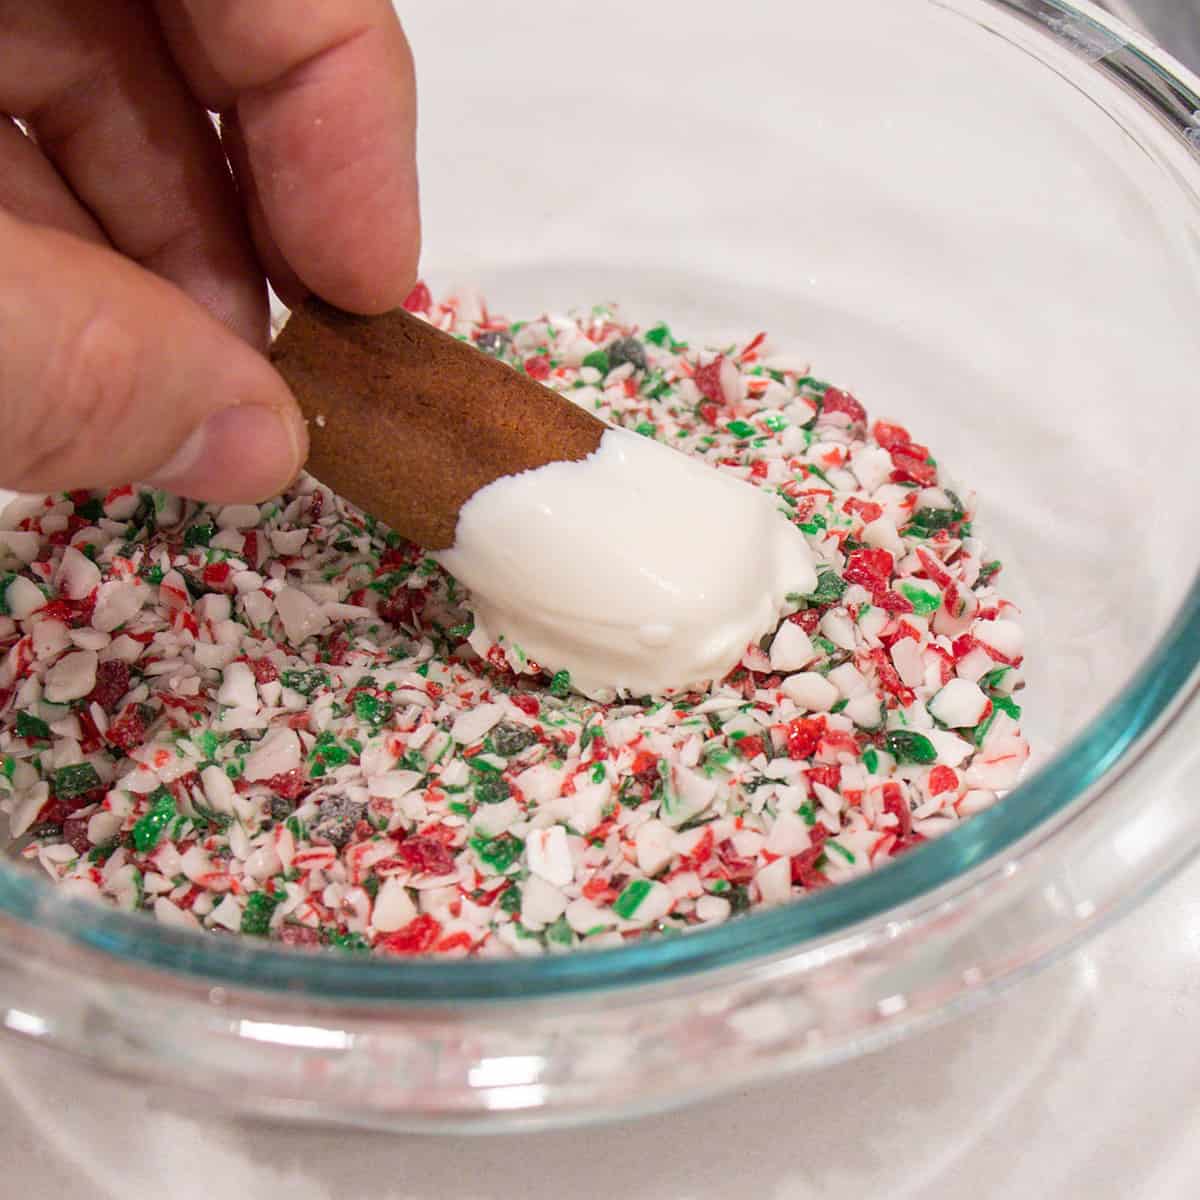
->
left=0, top=286, right=1028, bottom=957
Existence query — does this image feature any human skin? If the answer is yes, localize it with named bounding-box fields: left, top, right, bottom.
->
left=0, top=0, right=420, bottom=502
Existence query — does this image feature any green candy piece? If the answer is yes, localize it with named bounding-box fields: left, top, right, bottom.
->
left=804, top=569, right=845, bottom=607
left=899, top=582, right=941, bottom=615
left=183, top=520, right=215, bottom=548
left=240, top=890, right=282, bottom=937
left=353, top=692, right=393, bottom=731
left=490, top=722, right=537, bottom=757
left=54, top=762, right=102, bottom=799
left=309, top=731, right=351, bottom=777
left=280, top=669, right=329, bottom=698
left=549, top=670, right=571, bottom=698
left=613, top=878, right=652, bottom=919
left=470, top=832, right=524, bottom=873
left=581, top=349, right=611, bottom=374
left=726, top=419, right=757, bottom=439
left=131, top=786, right=177, bottom=852
left=473, top=772, right=510, bottom=805
left=884, top=730, right=938, bottom=765
left=16, top=711, right=51, bottom=742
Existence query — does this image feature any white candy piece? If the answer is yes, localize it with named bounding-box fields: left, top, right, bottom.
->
left=780, top=671, right=838, bottom=712
left=520, top=875, right=568, bottom=930
left=92, top=580, right=143, bottom=633
left=765, top=810, right=811, bottom=856
left=450, top=702, right=503, bottom=745
left=972, top=618, right=1023, bottom=660
left=635, top=819, right=675, bottom=876
left=217, top=661, right=257, bottom=710
left=862, top=517, right=904, bottom=558
left=769, top=622, right=816, bottom=671
left=928, top=678, right=990, bottom=728
left=819, top=609, right=857, bottom=651
left=372, top=876, right=418, bottom=932
left=43, top=649, right=98, bottom=702
left=846, top=694, right=884, bottom=729
left=755, top=857, right=792, bottom=907
left=6, top=576, right=45, bottom=620
left=274, top=586, right=329, bottom=644
left=696, top=894, right=732, bottom=924
left=849, top=445, right=893, bottom=493
left=243, top=727, right=302, bottom=782
left=828, top=662, right=869, bottom=698
left=565, top=897, right=616, bottom=934
left=663, top=764, right=718, bottom=828
left=56, top=547, right=101, bottom=600
left=620, top=879, right=673, bottom=924
left=891, top=639, right=926, bottom=688
left=201, top=765, right=236, bottom=815
left=0, top=530, right=40, bottom=564
left=217, top=504, right=262, bottom=530
left=526, top=825, right=573, bottom=887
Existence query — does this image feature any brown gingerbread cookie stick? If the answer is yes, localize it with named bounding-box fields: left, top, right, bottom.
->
left=269, top=299, right=607, bottom=549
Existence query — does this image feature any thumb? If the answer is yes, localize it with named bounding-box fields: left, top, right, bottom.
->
left=0, top=212, right=308, bottom=502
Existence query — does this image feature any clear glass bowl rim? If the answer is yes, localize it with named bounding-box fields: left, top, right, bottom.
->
left=1, top=0, right=1198, bottom=1008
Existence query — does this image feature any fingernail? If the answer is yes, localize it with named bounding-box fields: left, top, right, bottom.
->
left=146, top=403, right=308, bottom=502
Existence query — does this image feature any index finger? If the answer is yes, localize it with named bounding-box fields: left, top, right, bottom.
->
left=157, top=0, right=419, bottom=314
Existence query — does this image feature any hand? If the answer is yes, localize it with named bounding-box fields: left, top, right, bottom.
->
left=0, top=0, right=419, bottom=503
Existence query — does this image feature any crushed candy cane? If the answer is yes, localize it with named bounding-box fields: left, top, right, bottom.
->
left=0, top=291, right=1029, bottom=957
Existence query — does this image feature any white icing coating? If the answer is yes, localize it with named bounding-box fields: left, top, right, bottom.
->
left=435, top=427, right=816, bottom=699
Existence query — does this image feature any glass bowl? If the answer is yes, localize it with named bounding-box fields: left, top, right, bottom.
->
left=3, top=0, right=1200, bottom=1132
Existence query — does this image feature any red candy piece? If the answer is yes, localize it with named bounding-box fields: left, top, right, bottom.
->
left=736, top=735, right=765, bottom=760
left=105, top=706, right=146, bottom=752
left=842, top=496, right=883, bottom=523
left=396, top=835, right=457, bottom=876
left=402, top=281, right=432, bottom=314
left=510, top=692, right=540, bottom=716
left=869, top=647, right=915, bottom=707
left=63, top=815, right=92, bottom=855
left=872, top=420, right=911, bottom=450
left=806, top=763, right=841, bottom=791
left=889, top=443, right=938, bottom=487
left=87, top=660, right=130, bottom=714
left=844, top=548, right=894, bottom=592
left=927, top=765, right=958, bottom=796
left=715, top=838, right=757, bottom=884
left=279, top=925, right=322, bottom=948
left=76, top=707, right=104, bottom=754
left=821, top=387, right=866, bottom=424
left=693, top=357, right=725, bottom=404
left=378, top=913, right=442, bottom=956
left=524, top=355, right=551, bottom=381
left=264, top=769, right=309, bottom=801
left=248, top=657, right=279, bottom=685
left=202, top=562, right=232, bottom=589
left=787, top=716, right=825, bottom=761
left=882, top=782, right=913, bottom=838
left=676, top=826, right=715, bottom=871
left=788, top=609, right=822, bottom=633
left=790, top=844, right=831, bottom=889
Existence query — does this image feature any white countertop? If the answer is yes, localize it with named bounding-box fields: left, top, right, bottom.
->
left=5, top=856, right=1199, bottom=1199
